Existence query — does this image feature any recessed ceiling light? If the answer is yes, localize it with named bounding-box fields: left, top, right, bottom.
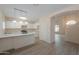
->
left=19, top=17, right=27, bottom=20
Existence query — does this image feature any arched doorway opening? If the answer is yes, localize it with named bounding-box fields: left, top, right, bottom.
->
left=51, top=10, right=79, bottom=44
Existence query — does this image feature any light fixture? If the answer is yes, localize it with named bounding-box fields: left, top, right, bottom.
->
left=19, top=21, right=23, bottom=24
left=66, top=20, right=77, bottom=25
left=24, top=22, right=28, bottom=25
left=19, top=21, right=28, bottom=25
left=12, top=20, right=16, bottom=23
left=19, top=17, right=27, bottom=20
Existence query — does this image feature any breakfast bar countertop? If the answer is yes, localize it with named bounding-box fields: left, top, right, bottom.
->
left=0, top=32, right=35, bottom=39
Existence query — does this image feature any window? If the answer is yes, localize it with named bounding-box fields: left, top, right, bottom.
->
left=55, top=25, right=59, bottom=32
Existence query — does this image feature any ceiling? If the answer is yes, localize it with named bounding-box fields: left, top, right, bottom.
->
left=0, top=4, right=73, bottom=23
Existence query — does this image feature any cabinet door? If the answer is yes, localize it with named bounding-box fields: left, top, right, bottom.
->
left=14, top=35, right=35, bottom=49
left=0, top=37, right=14, bottom=52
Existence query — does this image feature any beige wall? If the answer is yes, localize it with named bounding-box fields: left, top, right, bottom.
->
left=64, top=15, right=79, bottom=44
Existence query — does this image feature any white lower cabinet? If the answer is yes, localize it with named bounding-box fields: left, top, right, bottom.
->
left=0, top=37, right=14, bottom=52
left=0, top=34, right=35, bottom=52
left=14, top=35, right=35, bottom=49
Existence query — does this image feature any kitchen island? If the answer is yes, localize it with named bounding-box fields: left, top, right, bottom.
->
left=0, top=32, right=36, bottom=52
